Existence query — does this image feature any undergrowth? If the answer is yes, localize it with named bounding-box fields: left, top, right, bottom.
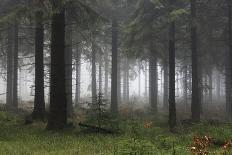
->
left=0, top=111, right=232, bottom=155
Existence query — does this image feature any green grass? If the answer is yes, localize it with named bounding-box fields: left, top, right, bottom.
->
left=0, top=111, right=232, bottom=155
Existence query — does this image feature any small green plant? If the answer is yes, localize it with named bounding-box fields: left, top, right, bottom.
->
left=79, top=93, right=116, bottom=133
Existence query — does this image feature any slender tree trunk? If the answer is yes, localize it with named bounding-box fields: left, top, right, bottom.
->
left=32, top=11, right=46, bottom=120
left=6, top=26, right=13, bottom=109
left=145, top=61, right=148, bottom=98
left=99, top=56, right=102, bottom=94
left=163, top=61, right=169, bottom=110
left=75, top=47, right=81, bottom=105
left=208, top=70, right=213, bottom=105
left=149, top=44, right=158, bottom=114
left=47, top=6, right=67, bottom=130
left=169, top=19, right=176, bottom=130
left=228, top=0, right=232, bottom=120
left=117, top=53, right=121, bottom=104
left=126, top=61, right=129, bottom=102
left=12, top=22, right=18, bottom=108
left=191, top=0, right=201, bottom=122
left=183, top=63, right=188, bottom=105
left=123, top=58, right=127, bottom=102
left=65, top=11, right=73, bottom=117
left=104, top=50, right=109, bottom=98
left=138, top=62, right=141, bottom=97
left=92, top=38, right=97, bottom=104
left=216, top=71, right=220, bottom=99
left=111, top=15, right=118, bottom=114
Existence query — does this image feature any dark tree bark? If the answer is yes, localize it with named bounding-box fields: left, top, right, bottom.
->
left=191, top=0, right=201, bottom=122
left=228, top=0, right=232, bottom=120
left=111, top=15, right=118, bottom=114
left=149, top=44, right=158, bottom=114
left=32, top=11, right=46, bottom=120
left=168, top=19, right=176, bottom=130
left=75, top=47, right=81, bottom=105
left=47, top=6, right=67, bottom=130
left=138, top=62, right=141, bottom=97
left=6, top=26, right=13, bottom=109
left=12, top=22, right=18, bottom=109
left=99, top=56, right=102, bottom=94
left=92, top=38, right=97, bottom=104
left=65, top=11, right=74, bottom=117
left=117, top=53, right=121, bottom=104
left=183, top=62, right=188, bottom=105
left=208, top=70, right=213, bottom=105
left=163, top=61, right=169, bottom=110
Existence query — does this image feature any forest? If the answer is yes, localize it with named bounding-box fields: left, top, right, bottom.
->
left=0, top=0, right=232, bottom=154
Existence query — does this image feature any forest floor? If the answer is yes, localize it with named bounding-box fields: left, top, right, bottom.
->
left=0, top=110, right=232, bottom=155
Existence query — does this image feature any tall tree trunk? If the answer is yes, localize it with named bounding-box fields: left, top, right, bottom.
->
left=6, top=26, right=13, bottom=109
left=169, top=19, right=176, bottom=130
left=92, top=38, right=97, bottom=104
left=216, top=71, right=220, bottom=99
left=208, top=70, right=213, bottom=105
left=183, top=62, right=188, bottom=105
left=104, top=50, right=109, bottom=98
left=163, top=61, right=169, bottom=110
left=228, top=0, right=232, bottom=120
left=149, top=45, right=158, bottom=114
left=65, top=11, right=73, bottom=117
left=111, top=15, right=118, bottom=114
left=191, top=0, right=201, bottom=122
left=126, top=61, right=129, bottom=102
left=99, top=56, right=102, bottom=94
left=138, top=62, right=141, bottom=97
left=117, top=54, right=121, bottom=104
left=32, top=11, right=46, bottom=120
left=75, top=47, right=81, bottom=105
left=47, top=6, right=67, bottom=130
left=12, top=22, right=18, bottom=108
left=123, top=57, right=129, bottom=103
left=145, top=61, right=148, bottom=98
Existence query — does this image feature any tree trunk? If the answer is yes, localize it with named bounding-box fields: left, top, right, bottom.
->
left=92, top=38, right=97, bottom=104
left=65, top=11, right=73, bottom=117
left=99, top=56, right=102, bottom=94
left=126, top=62, right=129, bottom=102
left=183, top=62, right=188, bottom=105
left=12, top=22, right=18, bottom=109
left=191, top=0, right=201, bottom=122
left=169, top=19, right=176, bottom=130
left=47, top=6, right=67, bottom=130
left=145, top=61, right=148, bottom=98
left=208, top=70, right=213, bottom=105
left=216, top=71, right=220, bottom=99
left=228, top=0, right=232, bottom=120
left=138, top=62, right=141, bottom=97
left=75, top=47, right=81, bottom=105
left=111, top=15, right=118, bottom=114
left=149, top=44, right=158, bottom=114
left=117, top=53, right=121, bottom=104
left=163, top=61, right=169, bottom=110
left=104, top=50, right=109, bottom=98
left=32, top=11, right=46, bottom=120
left=6, top=26, right=13, bottom=109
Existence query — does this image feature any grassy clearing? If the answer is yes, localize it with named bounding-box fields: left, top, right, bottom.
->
left=0, top=111, right=232, bottom=155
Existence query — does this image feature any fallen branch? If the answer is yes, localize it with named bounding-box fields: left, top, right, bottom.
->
left=78, top=123, right=114, bottom=134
